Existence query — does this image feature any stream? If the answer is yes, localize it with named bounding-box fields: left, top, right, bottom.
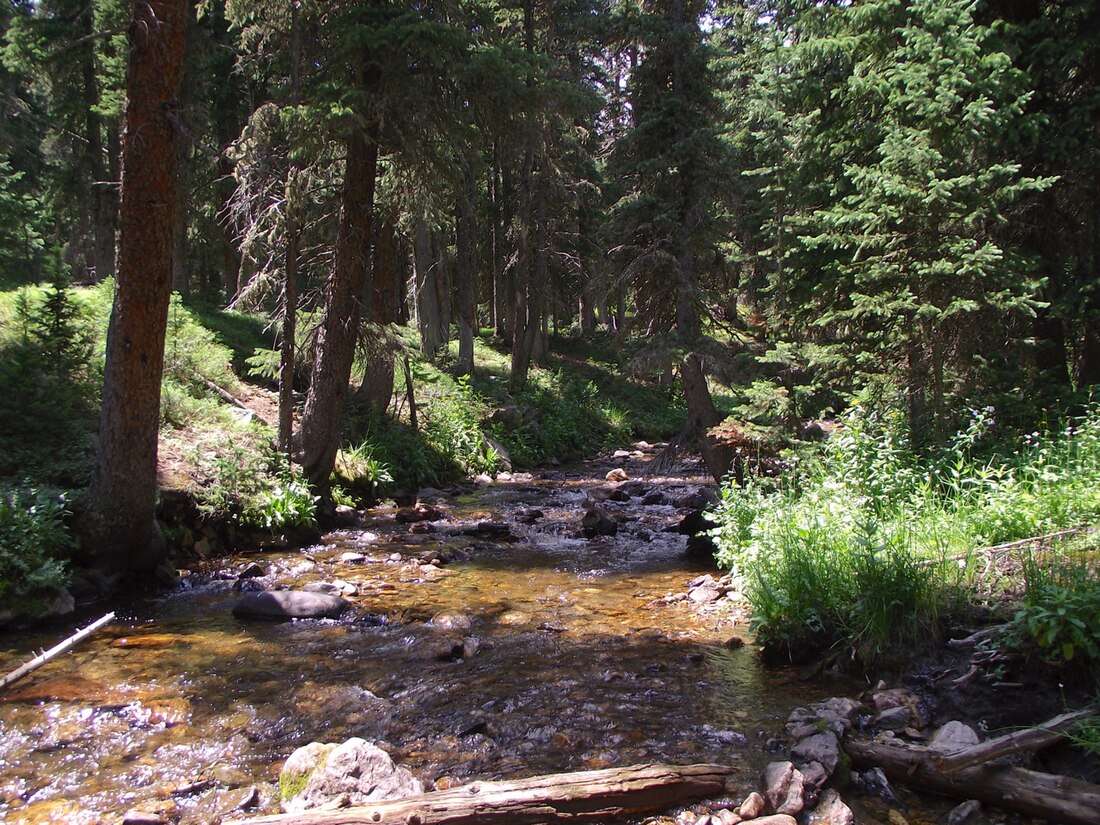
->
left=0, top=448, right=855, bottom=824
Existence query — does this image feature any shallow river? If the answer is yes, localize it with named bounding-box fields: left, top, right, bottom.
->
left=0, top=452, right=855, bottom=824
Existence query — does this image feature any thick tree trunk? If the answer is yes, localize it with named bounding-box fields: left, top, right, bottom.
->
left=358, top=214, right=401, bottom=415
left=297, top=120, right=380, bottom=498
left=228, top=763, right=734, bottom=825
left=84, top=0, right=189, bottom=578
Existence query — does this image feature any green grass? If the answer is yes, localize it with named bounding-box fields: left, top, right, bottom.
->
left=710, top=402, right=1100, bottom=670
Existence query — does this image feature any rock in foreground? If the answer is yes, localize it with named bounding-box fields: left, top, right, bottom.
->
left=280, top=738, right=423, bottom=813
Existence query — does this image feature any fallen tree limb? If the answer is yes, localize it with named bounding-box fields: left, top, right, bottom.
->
left=195, top=375, right=274, bottom=427
left=228, top=762, right=734, bottom=825
left=0, top=612, right=115, bottom=692
left=847, top=738, right=1100, bottom=825
left=934, top=706, right=1098, bottom=774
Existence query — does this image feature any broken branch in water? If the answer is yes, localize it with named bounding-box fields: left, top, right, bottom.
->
left=0, top=612, right=116, bottom=692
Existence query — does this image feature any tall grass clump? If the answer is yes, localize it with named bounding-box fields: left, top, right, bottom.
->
left=710, top=401, right=1100, bottom=669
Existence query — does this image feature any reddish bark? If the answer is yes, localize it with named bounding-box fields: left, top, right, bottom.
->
left=85, top=0, right=189, bottom=577
left=297, top=121, right=381, bottom=495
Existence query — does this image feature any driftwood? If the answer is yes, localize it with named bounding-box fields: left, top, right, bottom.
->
left=933, top=706, right=1098, bottom=773
left=847, top=737, right=1100, bottom=825
left=0, top=612, right=115, bottom=692
left=228, top=762, right=734, bottom=825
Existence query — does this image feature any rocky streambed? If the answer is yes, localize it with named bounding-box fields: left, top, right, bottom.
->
left=0, top=446, right=1032, bottom=825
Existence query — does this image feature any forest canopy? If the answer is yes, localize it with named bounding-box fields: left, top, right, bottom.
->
left=1, top=0, right=1098, bottom=575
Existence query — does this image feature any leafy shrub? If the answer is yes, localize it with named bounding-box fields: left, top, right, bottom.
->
left=422, top=375, right=500, bottom=476
left=0, top=487, right=73, bottom=614
left=710, top=401, right=1100, bottom=669
left=333, top=442, right=395, bottom=505
left=1006, top=557, right=1100, bottom=680
left=195, top=440, right=317, bottom=531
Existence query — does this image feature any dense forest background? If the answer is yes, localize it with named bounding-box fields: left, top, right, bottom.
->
left=2, top=0, right=1099, bottom=581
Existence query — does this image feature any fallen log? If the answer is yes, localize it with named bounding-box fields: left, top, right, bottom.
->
left=934, top=706, right=1098, bottom=773
left=847, top=738, right=1100, bottom=825
left=0, top=612, right=115, bottom=692
left=227, top=762, right=734, bottom=825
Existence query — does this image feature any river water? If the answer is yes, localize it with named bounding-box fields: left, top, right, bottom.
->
left=0, top=451, right=853, bottom=824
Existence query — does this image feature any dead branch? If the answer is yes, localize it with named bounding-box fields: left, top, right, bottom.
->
left=0, top=613, right=115, bottom=692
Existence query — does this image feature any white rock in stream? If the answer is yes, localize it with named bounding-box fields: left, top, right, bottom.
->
left=280, top=738, right=423, bottom=813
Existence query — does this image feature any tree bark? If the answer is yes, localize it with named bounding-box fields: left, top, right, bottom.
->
left=358, top=213, right=401, bottom=415
left=414, top=216, right=444, bottom=359
left=228, top=763, right=734, bottom=825
left=84, top=0, right=189, bottom=578
left=455, top=165, right=478, bottom=376
left=297, top=118, right=380, bottom=498
left=80, top=4, right=116, bottom=283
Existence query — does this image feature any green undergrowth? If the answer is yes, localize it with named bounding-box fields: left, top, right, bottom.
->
left=335, top=329, right=689, bottom=496
left=710, top=401, right=1100, bottom=672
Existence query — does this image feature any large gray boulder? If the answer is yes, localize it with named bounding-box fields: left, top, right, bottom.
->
left=280, top=738, right=423, bottom=813
left=232, top=590, right=350, bottom=620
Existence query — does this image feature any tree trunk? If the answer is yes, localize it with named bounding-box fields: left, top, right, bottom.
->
left=415, top=216, right=443, bottom=359
left=358, top=213, right=401, bottom=415
left=228, top=763, right=734, bottom=825
left=81, top=5, right=116, bottom=284
left=455, top=166, right=478, bottom=376
left=84, top=0, right=189, bottom=578
left=297, top=118, right=380, bottom=498
left=509, top=148, right=536, bottom=394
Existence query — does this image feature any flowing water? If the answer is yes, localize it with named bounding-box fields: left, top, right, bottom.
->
left=0, top=452, right=855, bottom=824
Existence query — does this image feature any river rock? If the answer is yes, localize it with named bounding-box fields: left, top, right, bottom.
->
left=675, top=487, right=718, bottom=509
left=874, top=706, right=912, bottom=732
left=582, top=503, right=618, bottom=537
left=605, top=468, right=629, bottom=481
left=517, top=507, right=545, bottom=524
left=431, top=611, right=472, bottom=630
left=122, top=809, right=168, bottom=824
left=929, top=721, right=981, bottom=752
left=763, top=761, right=805, bottom=815
left=851, top=767, right=894, bottom=800
left=743, top=816, right=796, bottom=825
left=396, top=503, right=446, bottom=524
left=739, top=791, right=766, bottom=818
left=642, top=491, right=668, bottom=505
left=232, top=590, right=350, bottom=621
left=791, top=731, right=840, bottom=776
left=800, top=760, right=829, bottom=792
left=805, top=790, right=854, bottom=825
left=280, top=738, right=422, bottom=813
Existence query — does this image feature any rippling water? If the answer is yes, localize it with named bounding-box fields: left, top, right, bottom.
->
left=0, top=457, right=853, bottom=823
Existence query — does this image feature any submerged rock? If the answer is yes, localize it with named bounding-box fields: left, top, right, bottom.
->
left=232, top=590, right=350, bottom=620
